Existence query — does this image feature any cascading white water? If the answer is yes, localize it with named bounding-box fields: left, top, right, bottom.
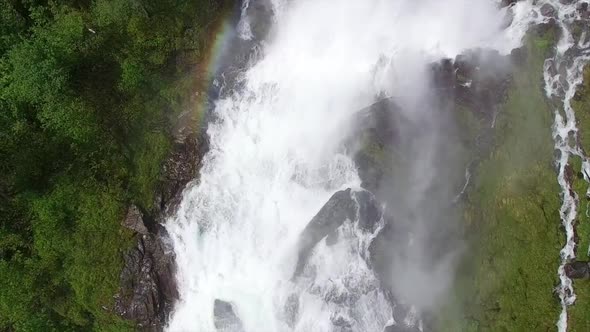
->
left=165, top=1, right=531, bottom=331
left=538, top=1, right=590, bottom=331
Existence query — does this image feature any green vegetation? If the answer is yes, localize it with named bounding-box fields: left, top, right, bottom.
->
left=437, top=30, right=565, bottom=331
left=567, top=65, right=590, bottom=332
left=0, top=0, right=228, bottom=330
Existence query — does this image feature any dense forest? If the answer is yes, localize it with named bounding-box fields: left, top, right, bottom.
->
left=0, top=0, right=227, bottom=330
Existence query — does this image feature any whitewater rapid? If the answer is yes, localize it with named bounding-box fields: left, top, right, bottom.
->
left=165, top=0, right=534, bottom=331
left=538, top=1, right=590, bottom=331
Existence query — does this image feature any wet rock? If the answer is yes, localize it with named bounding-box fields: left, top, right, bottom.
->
left=350, top=99, right=399, bottom=192
left=427, top=49, right=512, bottom=122
left=368, top=221, right=395, bottom=288
left=501, top=7, right=515, bottom=30
left=242, top=0, right=274, bottom=41
left=353, top=99, right=399, bottom=147
left=115, top=226, right=178, bottom=328
left=293, top=189, right=356, bottom=277
left=355, top=190, right=382, bottom=232
left=122, top=204, right=149, bottom=235
left=214, top=300, right=245, bottom=332
left=540, top=4, right=556, bottom=18
left=331, top=315, right=353, bottom=329
left=293, top=188, right=382, bottom=277
left=500, top=0, right=518, bottom=8
left=565, top=163, right=575, bottom=185
left=531, top=18, right=559, bottom=39
left=325, top=229, right=339, bottom=246
left=565, top=261, right=590, bottom=279
left=510, top=47, right=527, bottom=66
left=156, top=133, right=206, bottom=218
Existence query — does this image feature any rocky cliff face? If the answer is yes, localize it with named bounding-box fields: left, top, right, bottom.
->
left=115, top=133, right=207, bottom=330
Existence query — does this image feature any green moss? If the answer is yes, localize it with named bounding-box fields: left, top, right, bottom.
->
left=568, top=65, right=590, bottom=332
left=570, top=279, right=590, bottom=332
left=437, top=31, right=563, bottom=330
left=130, top=131, right=171, bottom=210
left=572, top=67, right=590, bottom=154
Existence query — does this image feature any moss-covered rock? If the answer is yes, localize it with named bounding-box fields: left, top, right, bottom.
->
left=436, top=29, right=564, bottom=331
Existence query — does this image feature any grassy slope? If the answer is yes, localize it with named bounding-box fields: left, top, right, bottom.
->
left=437, top=31, right=564, bottom=331
left=568, top=65, right=590, bottom=332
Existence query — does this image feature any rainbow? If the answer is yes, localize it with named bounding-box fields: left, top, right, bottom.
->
left=194, top=3, right=244, bottom=125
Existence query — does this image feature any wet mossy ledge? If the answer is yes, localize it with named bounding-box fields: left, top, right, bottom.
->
left=566, top=63, right=590, bottom=332
left=435, top=26, right=567, bottom=330
left=0, top=0, right=231, bottom=330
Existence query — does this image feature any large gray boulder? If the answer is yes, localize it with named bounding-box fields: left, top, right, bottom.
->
left=293, top=188, right=382, bottom=277
left=122, top=204, right=149, bottom=235
left=214, top=299, right=245, bottom=332
left=114, top=226, right=178, bottom=329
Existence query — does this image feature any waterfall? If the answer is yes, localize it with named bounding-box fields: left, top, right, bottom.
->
left=165, top=0, right=532, bottom=331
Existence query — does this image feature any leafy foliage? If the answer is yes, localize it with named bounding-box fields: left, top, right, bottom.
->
left=0, top=0, right=228, bottom=330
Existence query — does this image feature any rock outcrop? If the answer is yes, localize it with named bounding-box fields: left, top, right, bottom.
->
left=293, top=188, right=382, bottom=277
left=122, top=204, right=149, bottom=235
left=115, top=132, right=207, bottom=330
left=154, top=133, right=206, bottom=219
left=565, top=261, right=590, bottom=279
left=114, top=226, right=178, bottom=328
left=431, top=49, right=512, bottom=117
left=350, top=99, right=399, bottom=193
left=213, top=299, right=245, bottom=332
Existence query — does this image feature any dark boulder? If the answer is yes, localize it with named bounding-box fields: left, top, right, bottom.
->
left=501, top=8, right=514, bottom=30
left=155, top=133, right=206, bottom=218
left=355, top=190, right=382, bottom=232
left=331, top=315, right=353, bottom=329
left=293, top=189, right=356, bottom=277
left=540, top=4, right=556, bottom=18
left=241, top=0, right=274, bottom=41
left=213, top=299, right=245, bottom=332
left=531, top=18, right=559, bottom=39
left=122, top=204, right=149, bottom=235
left=499, top=0, right=518, bottom=8
left=448, top=50, right=512, bottom=116
left=510, top=47, right=527, bottom=66
left=565, top=261, right=590, bottom=279
left=368, top=221, right=395, bottom=288
left=115, top=226, right=178, bottom=329
left=350, top=99, right=400, bottom=193
left=293, top=188, right=382, bottom=277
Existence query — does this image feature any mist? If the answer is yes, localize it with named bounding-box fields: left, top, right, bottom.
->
left=165, top=0, right=532, bottom=331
